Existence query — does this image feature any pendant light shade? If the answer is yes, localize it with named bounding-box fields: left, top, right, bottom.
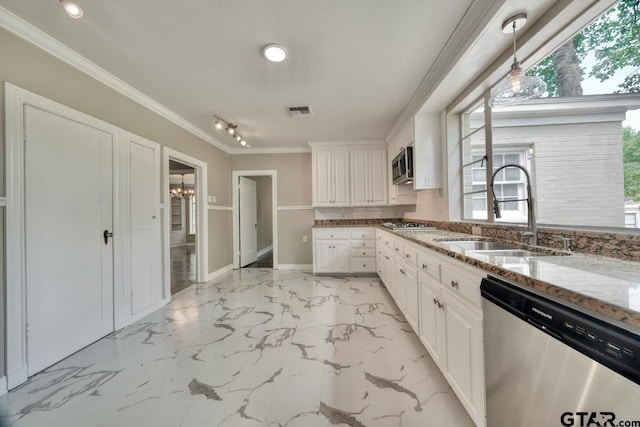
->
left=489, top=14, right=547, bottom=108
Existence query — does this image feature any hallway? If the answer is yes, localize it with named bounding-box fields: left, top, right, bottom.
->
left=0, top=270, right=473, bottom=427
left=171, top=245, right=197, bottom=294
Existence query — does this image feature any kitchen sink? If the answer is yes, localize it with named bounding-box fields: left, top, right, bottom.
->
left=436, top=240, right=520, bottom=251
left=468, top=249, right=536, bottom=257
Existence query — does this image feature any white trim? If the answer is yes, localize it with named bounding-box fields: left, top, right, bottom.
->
left=232, top=170, right=278, bottom=270
left=4, top=82, right=124, bottom=389
left=276, top=264, right=312, bottom=270
left=308, top=140, right=387, bottom=150
left=257, top=245, right=273, bottom=258
left=0, top=6, right=231, bottom=155
left=277, top=205, right=314, bottom=211
left=0, top=197, right=6, bottom=206
left=229, top=147, right=311, bottom=155
left=207, top=264, right=233, bottom=281
left=208, top=205, right=233, bottom=211
left=0, top=376, right=7, bottom=396
left=163, top=148, right=208, bottom=297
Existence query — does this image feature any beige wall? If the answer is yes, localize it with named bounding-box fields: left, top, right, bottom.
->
left=253, top=176, right=273, bottom=252
left=231, top=154, right=313, bottom=264
left=0, top=27, right=233, bottom=277
left=230, top=153, right=312, bottom=206
left=0, top=28, right=236, bottom=376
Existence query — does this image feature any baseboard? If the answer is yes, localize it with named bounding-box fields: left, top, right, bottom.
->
left=257, top=246, right=273, bottom=258
left=207, top=264, right=233, bottom=281
left=276, top=264, right=312, bottom=270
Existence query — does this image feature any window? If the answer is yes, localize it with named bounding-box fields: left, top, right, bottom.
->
left=189, top=195, right=196, bottom=235
left=625, top=213, right=638, bottom=228
left=460, top=1, right=640, bottom=230
left=471, top=151, right=529, bottom=222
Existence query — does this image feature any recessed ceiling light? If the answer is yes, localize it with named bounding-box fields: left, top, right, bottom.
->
left=263, top=44, right=287, bottom=62
left=60, top=0, right=83, bottom=18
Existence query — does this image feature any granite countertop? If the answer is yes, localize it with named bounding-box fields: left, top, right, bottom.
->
left=378, top=226, right=640, bottom=333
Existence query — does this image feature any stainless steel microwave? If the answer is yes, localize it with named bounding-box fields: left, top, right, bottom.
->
left=392, top=146, right=414, bottom=185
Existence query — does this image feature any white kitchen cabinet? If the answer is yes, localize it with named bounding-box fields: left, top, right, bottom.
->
left=387, top=143, right=416, bottom=206
left=350, top=149, right=388, bottom=206
left=413, top=112, right=442, bottom=190
left=312, top=229, right=350, bottom=273
left=443, top=288, right=484, bottom=426
left=312, top=150, right=350, bottom=207
left=376, top=227, right=486, bottom=427
left=419, top=272, right=445, bottom=369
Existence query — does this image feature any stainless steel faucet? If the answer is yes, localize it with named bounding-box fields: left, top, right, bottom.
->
left=490, top=164, right=537, bottom=246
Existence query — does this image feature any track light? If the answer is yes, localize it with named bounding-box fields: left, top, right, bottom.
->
left=60, top=0, right=83, bottom=18
left=212, top=116, right=249, bottom=148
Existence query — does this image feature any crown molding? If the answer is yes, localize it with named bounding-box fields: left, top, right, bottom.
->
left=386, top=0, right=508, bottom=143
left=0, top=6, right=232, bottom=154
left=228, top=146, right=311, bottom=155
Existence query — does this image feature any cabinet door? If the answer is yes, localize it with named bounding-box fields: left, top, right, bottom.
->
left=313, top=152, right=332, bottom=206
left=332, top=151, right=350, bottom=206
left=332, top=240, right=351, bottom=273
left=383, top=247, right=395, bottom=296
left=314, top=241, right=333, bottom=273
left=419, top=274, right=445, bottom=369
left=444, top=291, right=484, bottom=425
left=393, top=258, right=407, bottom=311
left=350, top=150, right=369, bottom=206
left=368, top=149, right=388, bottom=205
left=404, top=265, right=419, bottom=333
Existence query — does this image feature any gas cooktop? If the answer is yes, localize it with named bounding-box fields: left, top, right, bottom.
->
left=382, top=221, right=437, bottom=231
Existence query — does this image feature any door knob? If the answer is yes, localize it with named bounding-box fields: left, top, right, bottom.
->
left=103, top=229, right=113, bottom=245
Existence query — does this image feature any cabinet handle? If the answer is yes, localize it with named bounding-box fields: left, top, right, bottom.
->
left=400, top=269, right=405, bottom=275
left=331, top=235, right=334, bottom=238
left=363, top=264, right=367, bottom=267
left=422, top=263, right=427, bottom=270
left=433, top=298, right=437, bottom=305
left=385, top=256, right=390, bottom=260
left=363, top=252, right=366, bottom=255
left=395, top=248, right=399, bottom=252
left=438, top=302, right=444, bottom=310
left=362, top=243, right=366, bottom=247
left=451, top=281, right=459, bottom=289
left=405, top=254, right=410, bottom=259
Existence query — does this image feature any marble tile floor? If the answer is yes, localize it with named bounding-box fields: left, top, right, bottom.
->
left=0, top=269, right=474, bottom=427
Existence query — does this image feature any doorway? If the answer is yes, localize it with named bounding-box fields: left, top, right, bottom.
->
left=163, top=148, right=208, bottom=298
left=232, top=171, right=278, bottom=269
left=169, top=160, right=197, bottom=294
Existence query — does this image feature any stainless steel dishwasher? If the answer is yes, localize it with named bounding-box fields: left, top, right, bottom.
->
left=481, top=276, right=640, bottom=427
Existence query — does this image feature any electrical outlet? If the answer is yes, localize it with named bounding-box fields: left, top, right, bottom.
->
left=212, top=195, right=217, bottom=203
left=302, top=235, right=308, bottom=243
left=472, top=225, right=482, bottom=236
left=207, top=195, right=213, bottom=203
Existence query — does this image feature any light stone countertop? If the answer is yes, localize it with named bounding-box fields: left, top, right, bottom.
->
left=378, top=227, right=640, bottom=333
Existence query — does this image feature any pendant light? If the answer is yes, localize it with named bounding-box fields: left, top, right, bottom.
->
left=489, top=14, right=547, bottom=108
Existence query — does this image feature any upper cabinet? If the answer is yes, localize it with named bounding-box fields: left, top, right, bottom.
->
left=413, top=113, right=442, bottom=190
left=312, top=150, right=350, bottom=207
left=311, top=142, right=387, bottom=207
left=388, top=120, right=417, bottom=205
left=350, top=149, right=388, bottom=206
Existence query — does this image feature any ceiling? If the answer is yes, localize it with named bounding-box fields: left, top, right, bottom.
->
left=0, top=0, right=562, bottom=152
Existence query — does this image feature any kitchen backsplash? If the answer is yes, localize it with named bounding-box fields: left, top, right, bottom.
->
left=315, top=206, right=412, bottom=220
left=404, top=219, right=640, bottom=262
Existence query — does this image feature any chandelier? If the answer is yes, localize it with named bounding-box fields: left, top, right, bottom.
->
left=170, top=174, right=195, bottom=199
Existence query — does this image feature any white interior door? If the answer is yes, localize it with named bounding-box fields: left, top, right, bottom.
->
left=239, top=176, right=258, bottom=266
left=25, top=106, right=114, bottom=375
left=130, top=138, right=161, bottom=315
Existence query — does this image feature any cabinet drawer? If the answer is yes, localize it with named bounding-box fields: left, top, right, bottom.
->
left=315, top=229, right=350, bottom=239
left=351, top=229, right=375, bottom=239
left=352, top=239, right=375, bottom=248
left=402, top=246, right=417, bottom=266
left=352, top=248, right=375, bottom=257
left=417, top=251, right=440, bottom=281
left=440, top=264, right=481, bottom=307
left=351, top=257, right=376, bottom=272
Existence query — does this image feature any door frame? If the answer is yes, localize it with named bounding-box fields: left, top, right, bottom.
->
left=162, top=148, right=208, bottom=296
left=232, top=170, right=278, bottom=269
left=4, top=83, right=124, bottom=390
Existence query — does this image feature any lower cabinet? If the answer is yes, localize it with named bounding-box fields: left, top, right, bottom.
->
left=313, top=227, right=376, bottom=273
left=378, top=227, right=486, bottom=427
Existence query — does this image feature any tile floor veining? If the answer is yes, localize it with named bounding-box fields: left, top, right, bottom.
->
left=0, top=270, right=474, bottom=427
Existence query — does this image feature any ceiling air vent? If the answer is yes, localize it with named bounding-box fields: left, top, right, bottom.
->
left=286, top=105, right=313, bottom=117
